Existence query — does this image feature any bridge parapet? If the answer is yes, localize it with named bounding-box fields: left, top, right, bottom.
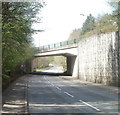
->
left=35, top=38, right=79, bottom=53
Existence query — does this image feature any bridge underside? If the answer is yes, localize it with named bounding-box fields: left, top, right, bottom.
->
left=33, top=47, right=78, bottom=76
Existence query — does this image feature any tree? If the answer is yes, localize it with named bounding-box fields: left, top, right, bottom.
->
left=108, top=1, right=120, bottom=30
left=81, top=14, right=95, bottom=35
left=32, top=57, right=54, bottom=70
left=51, top=56, right=67, bottom=72
left=68, top=29, right=81, bottom=40
left=69, top=1, right=119, bottom=39
left=2, top=2, right=44, bottom=87
left=95, top=13, right=117, bottom=33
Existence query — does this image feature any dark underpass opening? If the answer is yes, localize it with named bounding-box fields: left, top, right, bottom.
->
left=31, top=56, right=70, bottom=76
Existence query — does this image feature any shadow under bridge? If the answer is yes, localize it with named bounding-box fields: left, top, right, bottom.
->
left=34, top=46, right=78, bottom=77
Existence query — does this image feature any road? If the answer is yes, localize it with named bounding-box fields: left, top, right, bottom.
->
left=2, top=66, right=119, bottom=114
left=27, top=68, right=119, bottom=114
left=41, top=65, right=64, bottom=73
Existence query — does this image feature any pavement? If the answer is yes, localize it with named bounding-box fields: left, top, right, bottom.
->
left=2, top=75, right=28, bottom=114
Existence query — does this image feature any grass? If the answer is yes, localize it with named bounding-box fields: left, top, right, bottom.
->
left=35, top=66, right=51, bottom=72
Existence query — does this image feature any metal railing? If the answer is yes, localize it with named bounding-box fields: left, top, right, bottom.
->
left=35, top=38, right=80, bottom=53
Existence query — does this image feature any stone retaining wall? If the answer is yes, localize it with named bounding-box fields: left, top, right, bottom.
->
left=78, top=31, right=119, bottom=86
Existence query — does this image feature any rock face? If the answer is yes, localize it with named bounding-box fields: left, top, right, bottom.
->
left=78, top=31, right=120, bottom=86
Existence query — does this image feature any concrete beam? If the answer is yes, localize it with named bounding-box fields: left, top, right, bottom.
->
left=35, top=47, right=77, bottom=57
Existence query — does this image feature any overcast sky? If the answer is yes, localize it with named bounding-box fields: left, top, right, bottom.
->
left=32, top=0, right=113, bottom=47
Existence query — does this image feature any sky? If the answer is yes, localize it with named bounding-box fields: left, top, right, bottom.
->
left=32, top=0, right=113, bottom=47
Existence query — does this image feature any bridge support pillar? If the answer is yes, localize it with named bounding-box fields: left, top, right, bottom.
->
left=66, top=56, right=78, bottom=77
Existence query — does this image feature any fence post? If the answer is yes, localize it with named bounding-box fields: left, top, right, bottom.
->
left=48, top=45, right=50, bottom=49
left=74, top=39, right=76, bottom=43
left=60, top=42, right=62, bottom=46
left=67, top=41, right=68, bottom=45
left=54, top=44, right=56, bottom=48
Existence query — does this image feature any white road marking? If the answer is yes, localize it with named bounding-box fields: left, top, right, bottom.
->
left=79, top=100, right=100, bottom=111
left=34, top=75, right=101, bottom=112
left=64, top=91, right=74, bottom=97
left=44, top=76, right=51, bottom=84
left=3, top=104, right=24, bottom=108
left=29, top=104, right=86, bottom=107
left=56, top=86, right=61, bottom=90
left=51, top=83, right=54, bottom=86
left=44, top=76, right=56, bottom=88
left=47, top=81, right=50, bottom=83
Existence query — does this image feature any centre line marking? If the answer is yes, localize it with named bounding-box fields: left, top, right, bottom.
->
left=56, top=86, right=61, bottom=90
left=47, top=81, right=50, bottom=83
left=51, top=83, right=54, bottom=86
left=79, top=100, right=100, bottom=111
left=64, top=91, right=74, bottom=97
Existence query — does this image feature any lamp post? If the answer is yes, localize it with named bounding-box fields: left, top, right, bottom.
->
left=80, top=14, right=88, bottom=17
left=80, top=14, right=85, bottom=16
left=79, top=13, right=88, bottom=26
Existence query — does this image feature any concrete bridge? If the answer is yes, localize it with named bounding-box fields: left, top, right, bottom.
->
left=32, top=31, right=119, bottom=86
left=34, top=39, right=79, bottom=76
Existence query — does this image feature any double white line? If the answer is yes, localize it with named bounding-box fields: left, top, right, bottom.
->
left=44, top=76, right=100, bottom=112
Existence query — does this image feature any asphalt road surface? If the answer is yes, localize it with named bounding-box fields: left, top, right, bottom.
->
left=2, top=66, right=119, bottom=114
left=27, top=75, right=119, bottom=114
left=41, top=65, right=64, bottom=73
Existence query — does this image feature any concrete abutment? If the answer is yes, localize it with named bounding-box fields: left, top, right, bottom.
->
left=76, top=31, right=120, bottom=86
